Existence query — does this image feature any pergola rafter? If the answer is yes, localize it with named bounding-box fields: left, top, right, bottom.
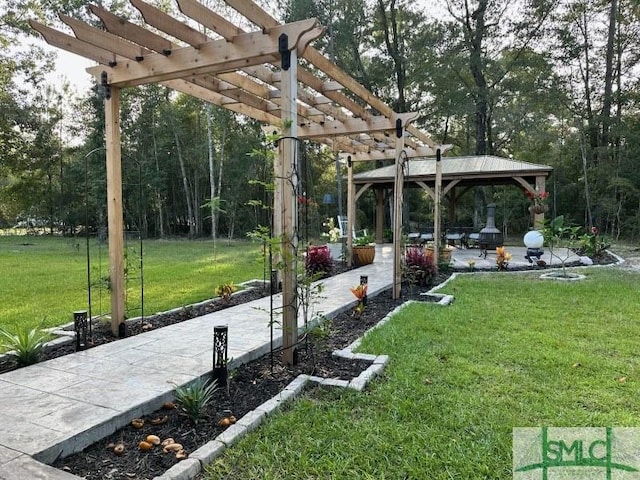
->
left=31, top=0, right=450, bottom=365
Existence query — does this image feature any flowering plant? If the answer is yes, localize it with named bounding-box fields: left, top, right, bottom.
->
left=350, top=283, right=368, bottom=316
left=495, top=246, right=512, bottom=271
left=525, top=190, right=549, bottom=206
left=322, top=217, right=342, bottom=243
left=578, top=226, right=610, bottom=258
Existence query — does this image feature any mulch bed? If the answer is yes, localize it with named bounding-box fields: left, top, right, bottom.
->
left=51, top=281, right=445, bottom=480
left=4, top=252, right=619, bottom=479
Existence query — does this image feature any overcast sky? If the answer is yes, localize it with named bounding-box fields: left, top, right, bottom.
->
left=39, top=0, right=447, bottom=93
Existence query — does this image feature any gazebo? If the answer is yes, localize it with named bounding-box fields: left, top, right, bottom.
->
left=350, top=155, right=553, bottom=241
left=30, top=0, right=450, bottom=365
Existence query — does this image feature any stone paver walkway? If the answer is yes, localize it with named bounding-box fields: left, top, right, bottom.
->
left=0, top=246, right=396, bottom=480
left=0, top=243, right=595, bottom=479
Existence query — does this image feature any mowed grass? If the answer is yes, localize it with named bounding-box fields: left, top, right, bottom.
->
left=0, top=235, right=264, bottom=334
left=206, top=268, right=640, bottom=479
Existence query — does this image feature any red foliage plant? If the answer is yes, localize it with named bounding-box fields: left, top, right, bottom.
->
left=305, top=245, right=333, bottom=276
left=403, top=247, right=437, bottom=286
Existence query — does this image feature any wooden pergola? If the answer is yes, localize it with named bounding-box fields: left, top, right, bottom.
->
left=31, top=0, right=449, bottom=365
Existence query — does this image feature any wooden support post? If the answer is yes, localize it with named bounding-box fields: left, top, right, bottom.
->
left=434, top=149, right=442, bottom=268
left=392, top=128, right=405, bottom=299
left=534, top=175, right=546, bottom=229
left=280, top=43, right=298, bottom=366
left=105, top=87, right=126, bottom=336
left=347, top=157, right=354, bottom=266
left=375, top=188, right=385, bottom=243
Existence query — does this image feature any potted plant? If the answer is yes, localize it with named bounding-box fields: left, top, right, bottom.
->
left=425, top=243, right=454, bottom=264
left=525, top=189, right=550, bottom=214
left=352, top=234, right=375, bottom=265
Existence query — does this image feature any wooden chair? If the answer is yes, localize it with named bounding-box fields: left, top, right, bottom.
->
left=337, top=215, right=368, bottom=240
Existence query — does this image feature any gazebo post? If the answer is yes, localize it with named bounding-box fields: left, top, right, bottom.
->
left=280, top=41, right=298, bottom=366
left=434, top=149, right=442, bottom=267
left=534, top=175, right=547, bottom=229
left=105, top=85, right=126, bottom=337
left=347, top=156, right=354, bottom=266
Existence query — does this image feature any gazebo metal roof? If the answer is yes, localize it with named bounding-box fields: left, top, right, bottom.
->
left=353, top=155, right=553, bottom=185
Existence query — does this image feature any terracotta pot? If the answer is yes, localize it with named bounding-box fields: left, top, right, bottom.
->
left=529, top=204, right=549, bottom=214
left=352, top=245, right=375, bottom=265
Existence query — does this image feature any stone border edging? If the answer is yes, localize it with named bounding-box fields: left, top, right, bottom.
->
left=1, top=279, right=266, bottom=365
left=153, top=297, right=453, bottom=480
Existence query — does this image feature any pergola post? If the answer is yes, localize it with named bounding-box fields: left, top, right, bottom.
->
left=392, top=125, right=406, bottom=299
left=347, top=156, right=354, bottom=266
left=375, top=188, right=385, bottom=243
left=105, top=86, right=125, bottom=337
left=280, top=42, right=298, bottom=366
left=434, top=149, right=442, bottom=266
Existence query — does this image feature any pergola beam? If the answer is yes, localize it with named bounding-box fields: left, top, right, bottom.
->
left=298, top=113, right=417, bottom=139
left=89, top=3, right=173, bottom=55
left=87, top=20, right=323, bottom=87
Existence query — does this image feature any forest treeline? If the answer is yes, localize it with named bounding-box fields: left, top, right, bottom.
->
left=1, top=0, right=639, bottom=240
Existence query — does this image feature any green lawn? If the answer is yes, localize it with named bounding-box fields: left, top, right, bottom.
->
left=205, top=268, right=640, bottom=479
left=0, top=235, right=265, bottom=333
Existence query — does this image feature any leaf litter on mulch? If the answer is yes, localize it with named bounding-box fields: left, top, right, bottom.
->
left=51, top=281, right=445, bottom=480
left=23, top=253, right=619, bottom=478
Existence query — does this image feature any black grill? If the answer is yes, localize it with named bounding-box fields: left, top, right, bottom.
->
left=478, top=203, right=504, bottom=255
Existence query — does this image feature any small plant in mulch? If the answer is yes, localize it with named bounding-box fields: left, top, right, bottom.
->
left=0, top=327, right=48, bottom=366
left=576, top=226, right=611, bottom=258
left=174, top=378, right=218, bottom=424
left=496, top=246, right=512, bottom=271
left=350, top=283, right=368, bottom=316
left=403, top=247, right=437, bottom=286
left=215, top=282, right=237, bottom=302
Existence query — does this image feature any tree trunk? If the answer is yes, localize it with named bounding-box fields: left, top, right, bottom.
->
left=600, top=0, right=617, bottom=148
left=217, top=124, right=226, bottom=238
left=172, top=129, right=195, bottom=238
left=377, top=0, right=407, bottom=112
left=206, top=104, right=217, bottom=240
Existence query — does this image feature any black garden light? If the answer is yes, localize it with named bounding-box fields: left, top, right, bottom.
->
left=360, top=275, right=368, bottom=306
left=73, top=310, right=89, bottom=351
left=213, top=325, right=228, bottom=389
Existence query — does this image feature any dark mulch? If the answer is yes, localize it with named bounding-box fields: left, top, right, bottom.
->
left=52, top=281, right=444, bottom=480
left=8, top=252, right=620, bottom=479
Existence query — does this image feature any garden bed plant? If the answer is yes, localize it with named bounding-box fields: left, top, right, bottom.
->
left=52, top=285, right=442, bottom=479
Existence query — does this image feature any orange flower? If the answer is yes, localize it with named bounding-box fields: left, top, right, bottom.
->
left=350, top=284, right=368, bottom=300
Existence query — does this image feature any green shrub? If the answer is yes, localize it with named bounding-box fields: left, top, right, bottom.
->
left=174, top=378, right=218, bottom=423
left=0, top=327, right=48, bottom=366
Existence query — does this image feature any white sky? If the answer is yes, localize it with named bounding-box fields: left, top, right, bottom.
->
left=39, top=0, right=446, bottom=94
left=44, top=47, right=94, bottom=93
